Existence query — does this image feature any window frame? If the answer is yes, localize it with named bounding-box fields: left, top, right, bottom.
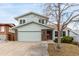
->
left=20, top=19, right=22, bottom=24
left=20, top=19, right=26, bottom=24
left=46, top=20, right=48, bottom=24
left=55, top=31, right=66, bottom=37
left=62, top=31, right=66, bottom=37
left=42, top=19, right=44, bottom=24
left=39, top=19, right=41, bottom=23
left=55, top=31, right=58, bottom=37
left=23, top=19, right=25, bottom=23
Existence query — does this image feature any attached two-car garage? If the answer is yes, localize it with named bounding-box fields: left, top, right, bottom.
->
left=18, top=31, right=41, bottom=41
left=14, top=22, right=52, bottom=41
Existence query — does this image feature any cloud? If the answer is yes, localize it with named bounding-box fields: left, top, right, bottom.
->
left=0, top=3, right=42, bottom=25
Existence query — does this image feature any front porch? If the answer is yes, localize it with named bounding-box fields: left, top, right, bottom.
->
left=41, top=29, right=53, bottom=41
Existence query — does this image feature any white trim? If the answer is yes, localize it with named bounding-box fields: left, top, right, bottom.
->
left=13, top=21, right=53, bottom=29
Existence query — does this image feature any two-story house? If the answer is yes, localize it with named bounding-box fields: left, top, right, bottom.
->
left=13, top=12, right=70, bottom=41
left=0, top=24, right=16, bottom=41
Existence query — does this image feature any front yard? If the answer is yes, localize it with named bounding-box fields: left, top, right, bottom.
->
left=48, top=43, right=79, bottom=56
left=0, top=41, right=79, bottom=56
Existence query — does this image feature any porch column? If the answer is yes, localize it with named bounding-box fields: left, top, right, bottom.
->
left=45, top=30, right=47, bottom=40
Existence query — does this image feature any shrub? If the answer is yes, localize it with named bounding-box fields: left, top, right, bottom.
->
left=54, top=36, right=73, bottom=43
left=62, top=36, right=73, bottom=43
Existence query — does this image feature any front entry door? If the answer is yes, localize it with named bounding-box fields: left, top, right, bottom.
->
left=41, top=29, right=47, bottom=41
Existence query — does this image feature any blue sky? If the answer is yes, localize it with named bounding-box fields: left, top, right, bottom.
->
left=0, top=3, right=79, bottom=29
left=0, top=3, right=42, bottom=25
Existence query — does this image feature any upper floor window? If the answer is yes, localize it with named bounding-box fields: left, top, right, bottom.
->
left=23, top=19, right=25, bottom=23
left=20, top=19, right=26, bottom=24
left=42, top=20, right=44, bottom=24
left=20, top=20, right=22, bottom=24
left=39, top=19, right=45, bottom=24
left=39, top=20, right=41, bottom=23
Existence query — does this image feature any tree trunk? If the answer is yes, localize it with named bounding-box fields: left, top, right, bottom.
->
left=57, top=3, right=61, bottom=49
left=57, top=23, right=61, bottom=49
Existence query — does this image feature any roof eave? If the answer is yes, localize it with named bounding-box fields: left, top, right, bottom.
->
left=13, top=21, right=53, bottom=29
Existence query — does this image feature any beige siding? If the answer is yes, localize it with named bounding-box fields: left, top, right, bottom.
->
left=18, top=23, right=49, bottom=31
left=18, top=14, right=48, bottom=25
left=16, top=23, right=50, bottom=41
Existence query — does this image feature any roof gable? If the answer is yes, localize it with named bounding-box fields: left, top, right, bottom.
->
left=15, top=12, right=49, bottom=20
left=0, top=24, right=15, bottom=27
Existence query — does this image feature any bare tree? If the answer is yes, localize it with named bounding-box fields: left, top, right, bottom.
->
left=43, top=3, right=79, bottom=49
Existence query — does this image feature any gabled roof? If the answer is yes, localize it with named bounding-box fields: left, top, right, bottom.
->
left=0, top=23, right=15, bottom=27
left=15, top=12, right=49, bottom=20
left=13, top=21, right=53, bottom=29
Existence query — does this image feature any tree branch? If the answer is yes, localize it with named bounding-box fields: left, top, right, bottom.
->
left=61, top=4, right=79, bottom=13
left=62, top=14, right=79, bottom=30
left=62, top=9, right=79, bottom=26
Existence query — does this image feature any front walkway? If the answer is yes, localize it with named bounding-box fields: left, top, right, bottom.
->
left=0, top=41, right=54, bottom=56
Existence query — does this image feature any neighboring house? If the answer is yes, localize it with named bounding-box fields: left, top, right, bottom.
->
left=0, top=24, right=16, bottom=41
left=13, top=12, right=70, bottom=41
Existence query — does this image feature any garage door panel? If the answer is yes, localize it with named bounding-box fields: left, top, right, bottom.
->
left=18, top=32, right=41, bottom=41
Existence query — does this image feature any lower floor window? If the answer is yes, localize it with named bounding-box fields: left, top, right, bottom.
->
left=55, top=31, right=66, bottom=37
left=55, top=31, right=58, bottom=37
left=63, top=31, right=66, bottom=36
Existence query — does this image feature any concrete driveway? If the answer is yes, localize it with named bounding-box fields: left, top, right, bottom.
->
left=0, top=41, right=48, bottom=56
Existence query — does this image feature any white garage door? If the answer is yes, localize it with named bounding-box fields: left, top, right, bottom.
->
left=18, top=31, right=41, bottom=41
